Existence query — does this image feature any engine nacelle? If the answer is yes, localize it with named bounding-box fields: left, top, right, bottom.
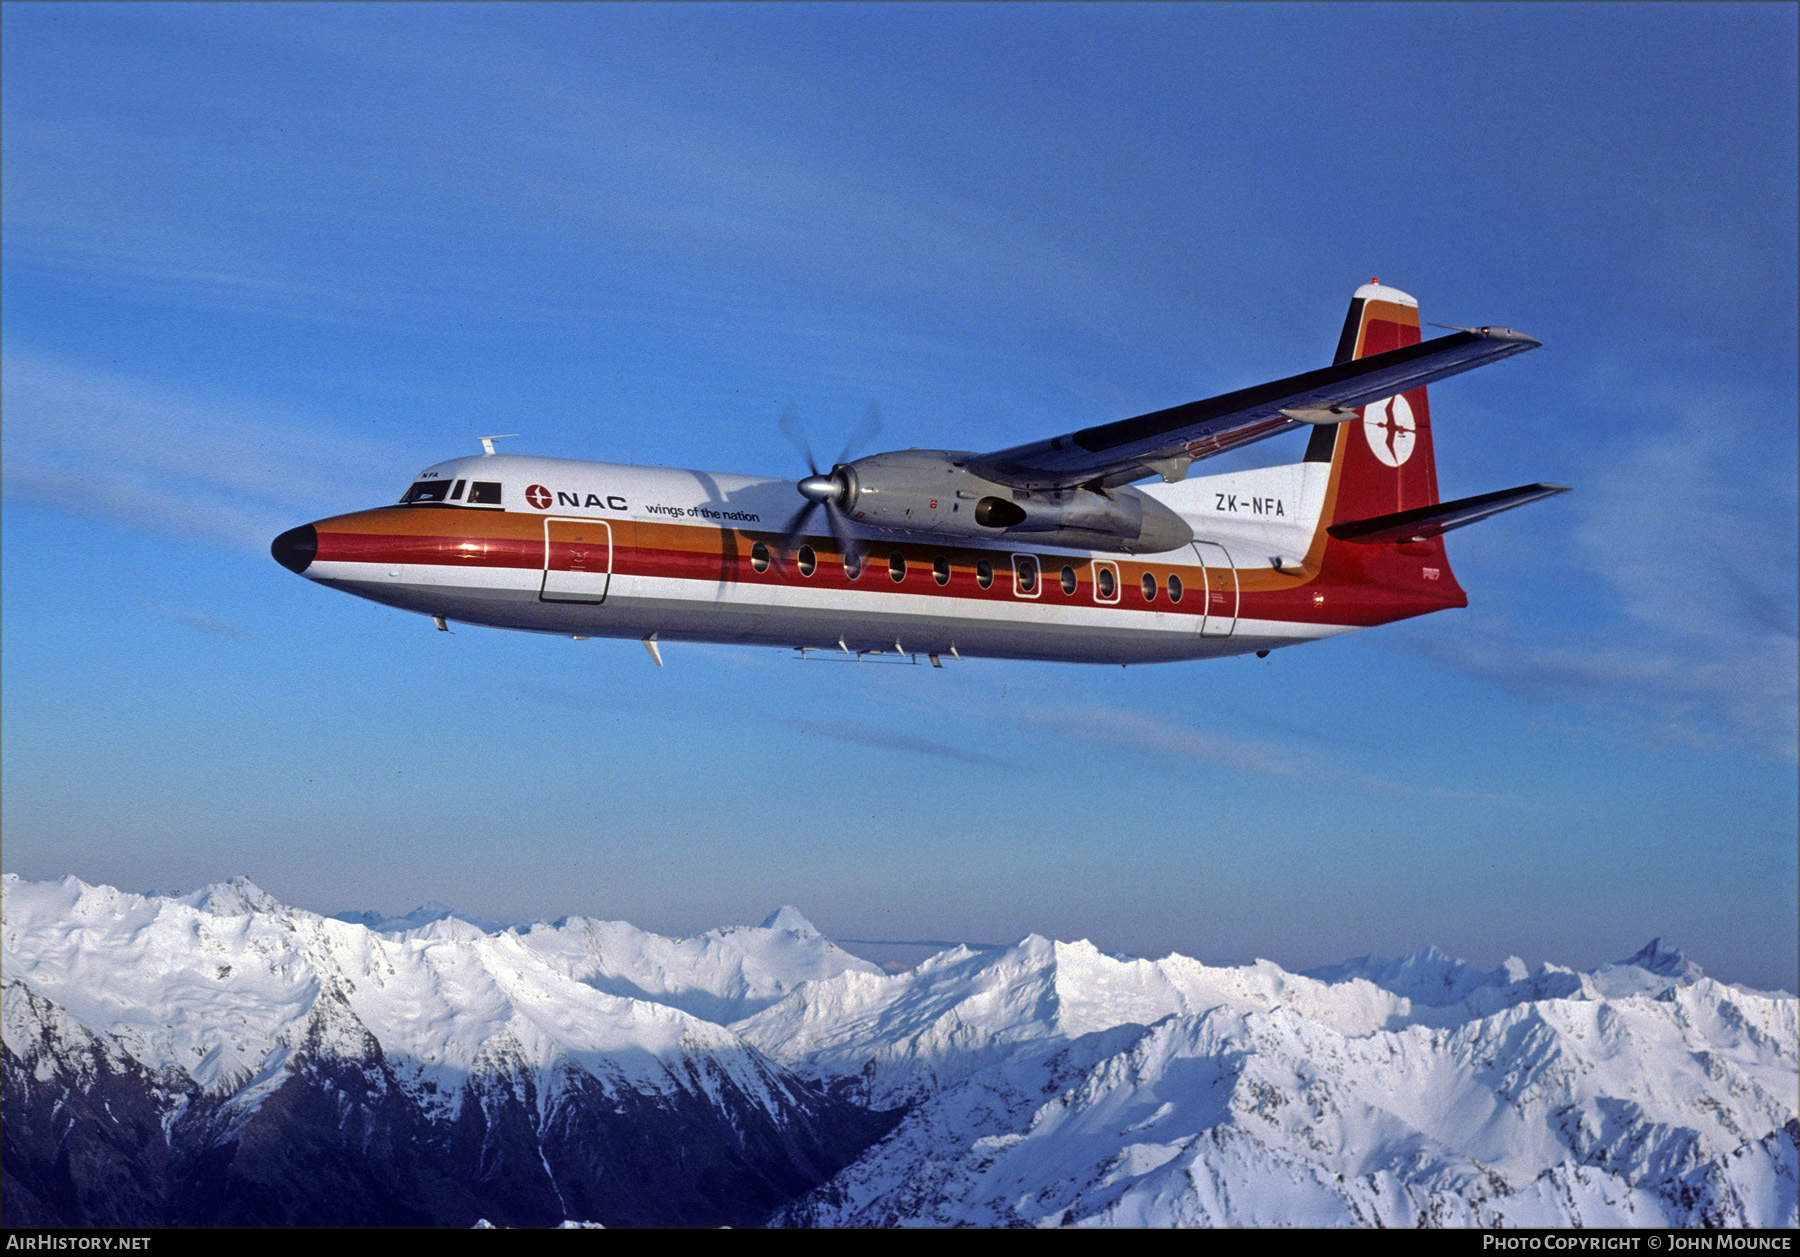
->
left=834, top=450, right=1193, bottom=554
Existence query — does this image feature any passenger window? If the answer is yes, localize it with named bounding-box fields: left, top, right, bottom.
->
left=798, top=545, right=817, bottom=577
left=933, top=556, right=950, bottom=586
left=1141, top=573, right=1157, bottom=602
left=1014, top=556, right=1039, bottom=596
left=467, top=482, right=502, bottom=505
left=1060, top=565, right=1077, bottom=595
left=751, top=541, right=771, bottom=573
left=889, top=552, right=907, bottom=582
left=1097, top=568, right=1116, bottom=600
left=976, top=560, right=994, bottom=589
left=1168, top=574, right=1184, bottom=603
left=844, top=552, right=863, bottom=580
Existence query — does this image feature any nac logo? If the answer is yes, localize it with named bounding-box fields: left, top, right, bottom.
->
left=1363, top=394, right=1416, bottom=468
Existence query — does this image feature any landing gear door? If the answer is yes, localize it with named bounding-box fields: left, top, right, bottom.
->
left=541, top=518, right=612, bottom=603
left=1194, top=541, right=1237, bottom=637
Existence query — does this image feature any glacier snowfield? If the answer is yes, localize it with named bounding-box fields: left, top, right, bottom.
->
left=3, top=873, right=1794, bottom=1227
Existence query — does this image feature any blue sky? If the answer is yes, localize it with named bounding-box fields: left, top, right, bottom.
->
left=4, top=3, right=1795, bottom=990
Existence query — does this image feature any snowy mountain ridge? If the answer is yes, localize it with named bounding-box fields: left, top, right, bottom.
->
left=3, top=874, right=767, bottom=1106
left=736, top=935, right=1796, bottom=1227
left=329, top=900, right=512, bottom=936
left=1, top=873, right=895, bottom=1227
left=2, top=873, right=882, bottom=1098
left=3, top=873, right=1794, bottom=1228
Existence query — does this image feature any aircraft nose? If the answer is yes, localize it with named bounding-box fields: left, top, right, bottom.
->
left=271, top=524, right=318, bottom=574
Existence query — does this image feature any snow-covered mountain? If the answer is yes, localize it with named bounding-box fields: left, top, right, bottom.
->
left=3, top=873, right=1794, bottom=1228
left=329, top=901, right=512, bottom=935
left=741, top=937, right=1797, bottom=1227
left=326, top=897, right=877, bottom=1025
left=500, top=904, right=881, bottom=1025
left=1, top=875, right=892, bottom=1227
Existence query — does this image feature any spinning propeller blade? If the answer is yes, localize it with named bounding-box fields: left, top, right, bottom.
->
left=777, top=401, right=821, bottom=476
left=823, top=498, right=863, bottom=575
left=834, top=401, right=882, bottom=468
left=771, top=401, right=880, bottom=574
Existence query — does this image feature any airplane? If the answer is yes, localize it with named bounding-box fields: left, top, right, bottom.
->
left=270, top=283, right=1568, bottom=667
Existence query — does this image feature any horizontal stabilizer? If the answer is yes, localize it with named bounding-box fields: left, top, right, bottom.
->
left=1328, top=482, right=1570, bottom=544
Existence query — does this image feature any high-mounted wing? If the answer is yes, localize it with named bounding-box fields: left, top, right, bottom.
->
left=964, top=326, right=1541, bottom=491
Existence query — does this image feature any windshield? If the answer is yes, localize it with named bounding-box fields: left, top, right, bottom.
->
left=399, top=480, right=453, bottom=504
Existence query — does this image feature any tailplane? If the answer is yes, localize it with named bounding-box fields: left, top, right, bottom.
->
left=1301, top=282, right=1567, bottom=615
left=1328, top=482, right=1570, bottom=545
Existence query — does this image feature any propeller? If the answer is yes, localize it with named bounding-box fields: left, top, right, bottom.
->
left=774, top=402, right=882, bottom=573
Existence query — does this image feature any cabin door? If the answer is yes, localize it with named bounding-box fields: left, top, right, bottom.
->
left=541, top=519, right=613, bottom=603
left=1194, top=541, right=1238, bottom=637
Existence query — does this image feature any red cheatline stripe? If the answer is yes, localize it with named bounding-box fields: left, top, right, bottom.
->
left=316, top=530, right=1458, bottom=627
left=318, top=532, right=542, bottom=568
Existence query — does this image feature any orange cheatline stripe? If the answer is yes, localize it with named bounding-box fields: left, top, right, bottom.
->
left=313, top=514, right=1456, bottom=627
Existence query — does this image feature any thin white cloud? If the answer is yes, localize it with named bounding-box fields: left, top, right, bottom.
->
left=1416, top=383, right=1798, bottom=761
left=137, top=601, right=249, bottom=638
left=1013, top=701, right=1515, bottom=802
left=1, top=11, right=1148, bottom=351
left=776, top=718, right=1020, bottom=770
left=1, top=347, right=410, bottom=552
left=1016, top=703, right=1308, bottom=779
left=4, top=465, right=292, bottom=553
left=853, top=667, right=1512, bottom=800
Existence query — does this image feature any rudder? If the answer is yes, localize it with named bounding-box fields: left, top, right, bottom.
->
left=1305, top=282, right=1443, bottom=524
left=1304, top=282, right=1467, bottom=612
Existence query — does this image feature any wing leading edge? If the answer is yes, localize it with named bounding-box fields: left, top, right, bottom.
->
left=965, top=325, right=1541, bottom=492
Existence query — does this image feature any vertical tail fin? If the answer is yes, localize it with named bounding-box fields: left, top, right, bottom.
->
left=1307, top=283, right=1466, bottom=610
left=1305, top=282, right=1443, bottom=522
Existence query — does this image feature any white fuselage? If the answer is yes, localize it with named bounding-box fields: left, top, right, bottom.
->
left=293, top=454, right=1383, bottom=665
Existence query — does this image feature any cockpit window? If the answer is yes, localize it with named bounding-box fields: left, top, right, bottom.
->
left=399, top=478, right=502, bottom=506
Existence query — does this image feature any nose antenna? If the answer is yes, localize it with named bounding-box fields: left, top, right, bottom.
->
left=478, top=434, right=518, bottom=456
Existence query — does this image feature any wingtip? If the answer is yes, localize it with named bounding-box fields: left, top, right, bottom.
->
left=1480, top=327, right=1542, bottom=349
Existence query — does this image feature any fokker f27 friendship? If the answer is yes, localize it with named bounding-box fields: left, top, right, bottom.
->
left=272, top=284, right=1568, bottom=666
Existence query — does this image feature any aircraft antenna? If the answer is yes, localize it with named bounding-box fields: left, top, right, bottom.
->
left=478, top=434, right=519, bottom=456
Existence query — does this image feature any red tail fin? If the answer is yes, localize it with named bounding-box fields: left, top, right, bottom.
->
left=1308, top=283, right=1467, bottom=611
left=1306, top=283, right=1443, bottom=521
